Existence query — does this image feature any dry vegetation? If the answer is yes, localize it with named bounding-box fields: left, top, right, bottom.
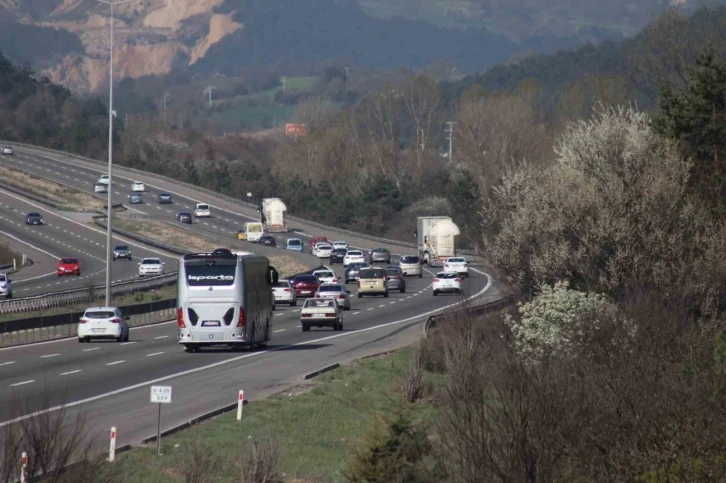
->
left=0, top=165, right=103, bottom=211
left=113, top=218, right=313, bottom=277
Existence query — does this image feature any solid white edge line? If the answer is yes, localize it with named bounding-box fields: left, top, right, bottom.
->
left=0, top=229, right=60, bottom=259
left=0, top=268, right=492, bottom=427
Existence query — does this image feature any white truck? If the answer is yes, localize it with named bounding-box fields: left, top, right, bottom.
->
left=416, top=216, right=460, bottom=265
left=261, top=198, right=288, bottom=232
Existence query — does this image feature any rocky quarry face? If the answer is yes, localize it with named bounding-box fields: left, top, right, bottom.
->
left=0, top=0, right=242, bottom=92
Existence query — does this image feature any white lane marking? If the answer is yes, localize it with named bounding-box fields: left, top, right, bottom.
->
left=82, top=347, right=100, bottom=352
left=15, top=271, right=57, bottom=283
left=367, top=308, right=374, bottom=311
left=40, top=353, right=60, bottom=358
left=60, top=370, right=81, bottom=376
left=154, top=335, right=169, bottom=340
left=352, top=311, right=360, bottom=315
left=273, top=329, right=285, bottom=333
left=0, top=229, right=60, bottom=259
left=0, top=268, right=493, bottom=427
left=10, top=380, right=34, bottom=387
left=0, top=361, right=15, bottom=366
left=146, top=352, right=164, bottom=357
left=106, top=360, right=125, bottom=366
left=120, top=342, right=137, bottom=346
left=378, top=304, right=386, bottom=307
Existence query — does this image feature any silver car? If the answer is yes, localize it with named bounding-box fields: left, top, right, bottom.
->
left=0, top=274, right=12, bottom=299
left=345, top=262, right=368, bottom=284
left=315, top=283, right=351, bottom=310
left=384, top=266, right=406, bottom=293
left=369, top=248, right=391, bottom=264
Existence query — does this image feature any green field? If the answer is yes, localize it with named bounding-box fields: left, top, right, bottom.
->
left=209, top=104, right=296, bottom=130
left=115, top=346, right=438, bottom=482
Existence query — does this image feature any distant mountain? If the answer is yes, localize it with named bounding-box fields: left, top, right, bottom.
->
left=0, top=0, right=707, bottom=92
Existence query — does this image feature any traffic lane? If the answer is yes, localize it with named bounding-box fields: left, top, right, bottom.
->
left=0, top=271, right=487, bottom=419
left=1, top=279, right=497, bottom=448
left=13, top=148, right=455, bottom=259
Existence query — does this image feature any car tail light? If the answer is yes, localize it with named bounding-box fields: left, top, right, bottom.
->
left=283, top=288, right=291, bottom=292
left=301, top=313, right=312, bottom=318
left=433, top=278, right=440, bottom=282
left=338, top=294, right=346, bottom=299
left=177, top=307, right=186, bottom=328
left=109, top=318, right=120, bottom=324
left=237, top=307, right=247, bottom=327
left=324, top=312, right=336, bottom=317
left=332, top=278, right=338, bottom=283
left=455, top=278, right=462, bottom=283
left=78, top=318, right=87, bottom=324
left=396, top=275, right=403, bottom=280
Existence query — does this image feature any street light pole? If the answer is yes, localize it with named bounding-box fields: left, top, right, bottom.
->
left=98, top=0, right=132, bottom=307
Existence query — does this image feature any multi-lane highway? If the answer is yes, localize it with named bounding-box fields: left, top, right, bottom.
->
left=0, top=144, right=503, bottom=450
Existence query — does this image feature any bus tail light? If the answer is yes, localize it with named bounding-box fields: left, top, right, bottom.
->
left=177, top=307, right=186, bottom=328
left=237, top=307, right=247, bottom=327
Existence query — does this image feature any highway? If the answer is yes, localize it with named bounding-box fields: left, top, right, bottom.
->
left=0, top=189, right=178, bottom=297
left=0, top=144, right=503, bottom=451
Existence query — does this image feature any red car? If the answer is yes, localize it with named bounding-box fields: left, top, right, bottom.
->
left=310, top=236, right=329, bottom=248
left=290, top=274, right=321, bottom=298
left=57, top=257, right=81, bottom=277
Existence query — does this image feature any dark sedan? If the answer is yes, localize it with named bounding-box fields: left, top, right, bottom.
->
left=290, top=274, right=321, bottom=298
left=370, top=248, right=391, bottom=264
left=177, top=212, right=192, bottom=224
left=330, top=248, right=347, bottom=264
left=344, top=262, right=368, bottom=283
left=259, top=235, right=277, bottom=247
left=158, top=193, right=173, bottom=204
left=25, top=212, right=44, bottom=225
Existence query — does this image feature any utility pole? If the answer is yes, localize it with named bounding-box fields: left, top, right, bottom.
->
left=280, top=76, right=286, bottom=93
left=204, top=84, right=215, bottom=108
left=98, top=0, right=133, bottom=307
left=445, top=122, right=456, bottom=164
left=344, top=67, right=351, bottom=91
left=162, top=91, right=170, bottom=111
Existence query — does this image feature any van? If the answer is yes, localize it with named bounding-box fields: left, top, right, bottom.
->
left=399, top=255, right=422, bottom=278
left=357, top=267, right=388, bottom=298
left=194, top=203, right=211, bottom=218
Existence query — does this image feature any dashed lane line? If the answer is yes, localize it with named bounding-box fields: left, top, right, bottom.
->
left=9, top=380, right=34, bottom=387
left=60, top=370, right=81, bottom=376
left=106, top=360, right=125, bottom=366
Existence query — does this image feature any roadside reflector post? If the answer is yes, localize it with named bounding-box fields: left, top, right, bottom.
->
left=237, top=390, right=244, bottom=420
left=20, top=451, right=27, bottom=483
left=109, top=427, right=116, bottom=462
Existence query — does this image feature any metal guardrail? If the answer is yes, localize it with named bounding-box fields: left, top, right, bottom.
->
left=9, top=141, right=479, bottom=256
left=0, top=272, right=177, bottom=315
left=423, top=294, right=517, bottom=335
left=0, top=298, right=177, bottom=346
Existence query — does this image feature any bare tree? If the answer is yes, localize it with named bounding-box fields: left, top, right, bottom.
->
left=238, top=432, right=281, bottom=483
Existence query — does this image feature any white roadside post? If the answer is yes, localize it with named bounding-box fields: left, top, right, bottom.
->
left=237, top=390, right=244, bottom=420
left=109, top=426, right=117, bottom=462
left=20, top=451, right=27, bottom=483
left=150, top=385, right=172, bottom=456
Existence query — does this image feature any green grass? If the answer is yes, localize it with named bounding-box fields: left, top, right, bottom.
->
left=210, top=104, right=296, bottom=130
left=115, top=346, right=440, bottom=482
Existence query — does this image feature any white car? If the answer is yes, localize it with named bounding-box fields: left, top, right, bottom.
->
left=1, top=146, right=13, bottom=155
left=432, top=272, right=462, bottom=296
left=300, top=298, right=343, bottom=332
left=131, top=181, right=145, bottom=192
left=332, top=241, right=348, bottom=250
left=97, top=174, right=110, bottom=185
left=272, top=280, right=297, bottom=306
left=313, top=269, right=339, bottom=284
left=77, top=306, right=129, bottom=343
left=315, top=283, right=351, bottom=310
left=399, top=255, right=422, bottom=278
left=313, top=243, right=333, bottom=258
left=138, top=257, right=165, bottom=276
left=194, top=203, right=211, bottom=217
left=94, top=183, right=108, bottom=194
left=343, top=250, right=365, bottom=267
left=0, top=274, right=12, bottom=299
left=443, top=257, right=469, bottom=277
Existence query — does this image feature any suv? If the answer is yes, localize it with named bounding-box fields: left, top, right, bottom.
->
left=97, top=175, right=110, bottom=185
left=357, top=267, right=388, bottom=298
left=370, top=248, right=391, bottom=264
left=194, top=203, right=211, bottom=217
left=112, top=244, right=132, bottom=261
left=399, top=255, right=422, bottom=278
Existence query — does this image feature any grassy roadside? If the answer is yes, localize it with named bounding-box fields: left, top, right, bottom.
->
left=0, top=286, right=176, bottom=323
left=0, top=165, right=102, bottom=210
left=113, top=218, right=313, bottom=278
left=115, top=346, right=438, bottom=483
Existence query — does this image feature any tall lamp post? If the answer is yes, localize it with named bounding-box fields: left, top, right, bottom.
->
left=98, top=0, right=132, bottom=306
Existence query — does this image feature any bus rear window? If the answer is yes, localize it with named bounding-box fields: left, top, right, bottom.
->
left=185, top=265, right=236, bottom=286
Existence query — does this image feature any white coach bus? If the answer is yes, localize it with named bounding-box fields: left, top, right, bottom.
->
left=177, top=250, right=277, bottom=352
